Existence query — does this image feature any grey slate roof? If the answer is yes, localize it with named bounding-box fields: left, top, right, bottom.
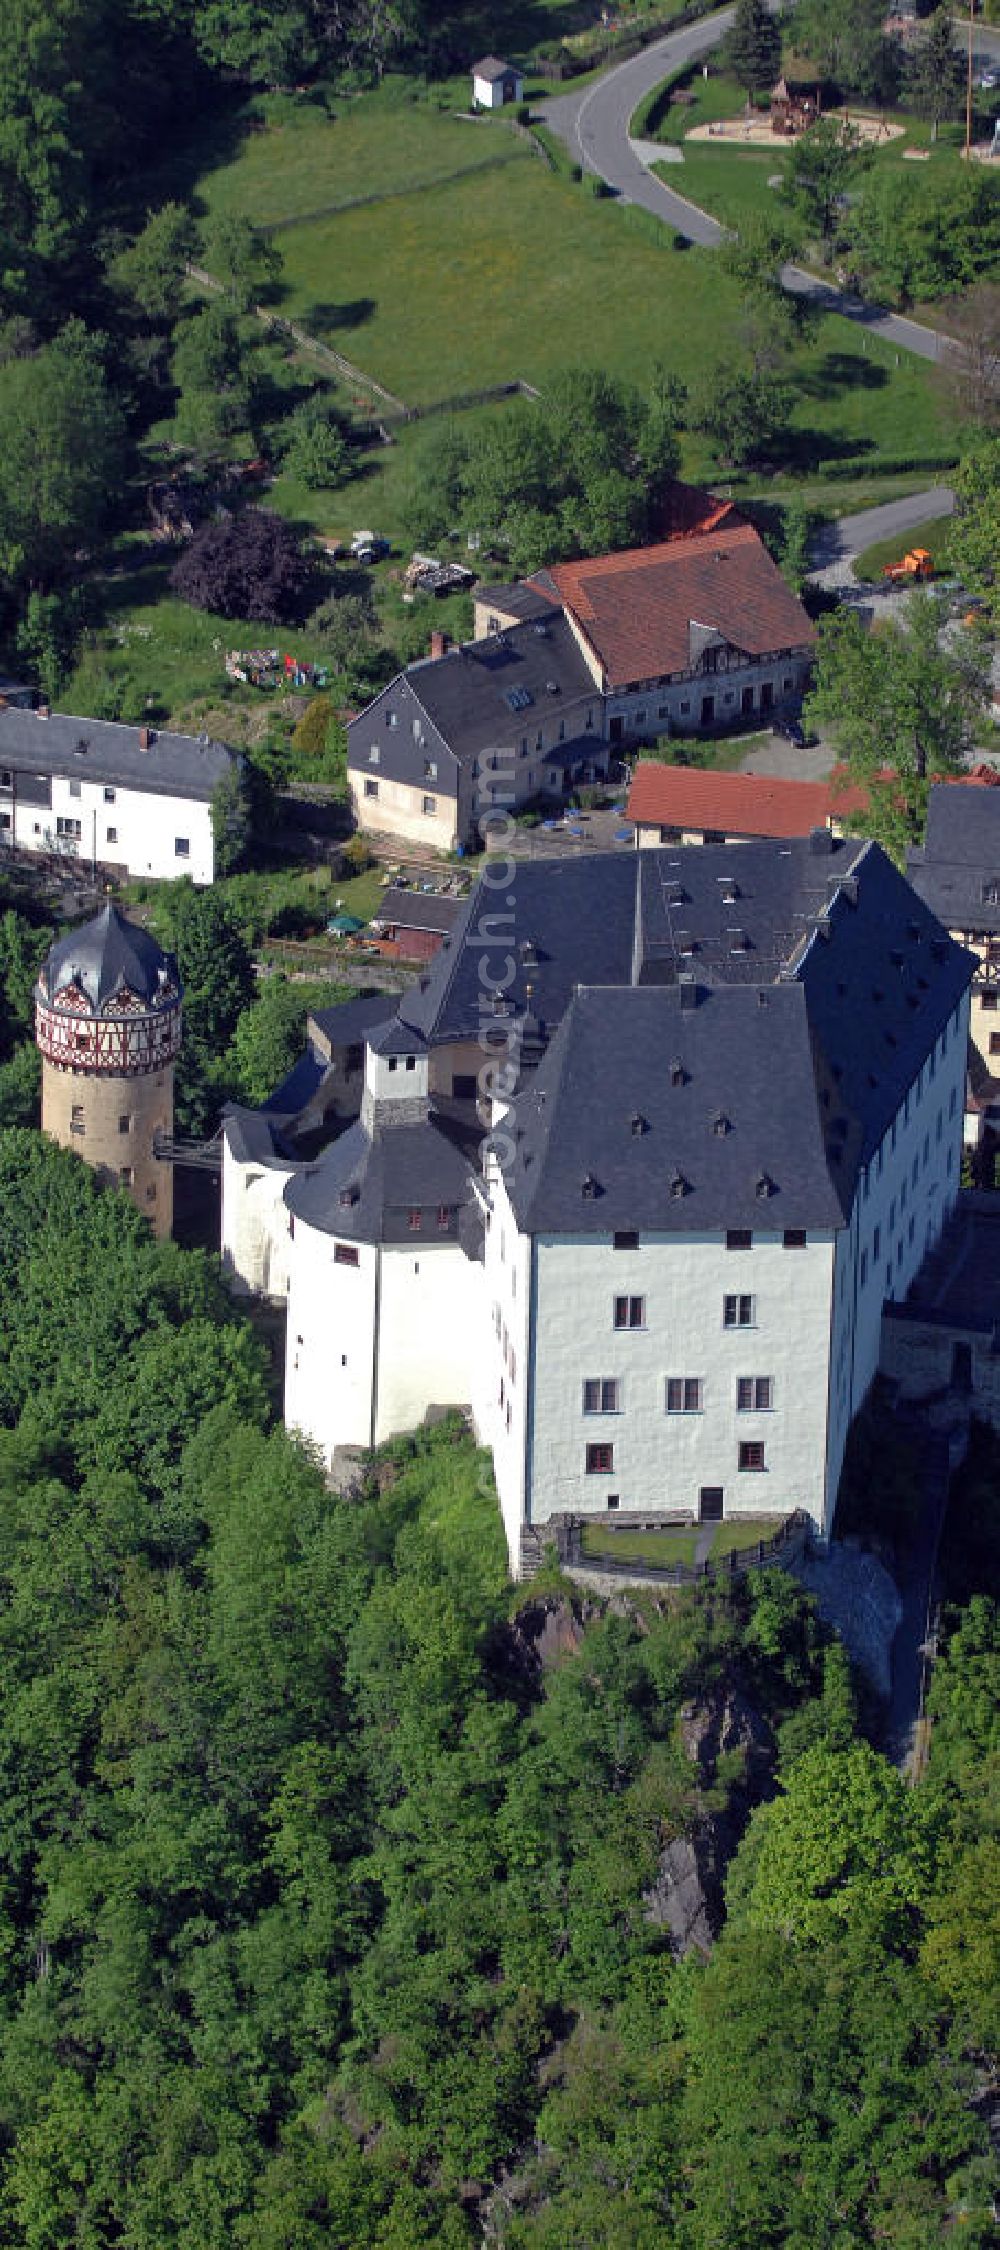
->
left=0, top=707, right=235, bottom=802
left=347, top=614, right=599, bottom=789
left=502, top=982, right=849, bottom=1234
left=284, top=1113, right=478, bottom=1244
left=372, top=886, right=466, bottom=936
left=475, top=582, right=554, bottom=625
left=907, top=782, right=1000, bottom=935
left=37, top=902, right=180, bottom=1015
left=308, top=993, right=396, bottom=1048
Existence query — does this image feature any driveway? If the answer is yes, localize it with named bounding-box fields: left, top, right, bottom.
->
left=807, top=487, right=956, bottom=590
left=539, top=7, right=956, bottom=364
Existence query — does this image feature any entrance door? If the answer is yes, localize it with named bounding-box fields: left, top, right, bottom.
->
left=609, top=716, right=624, bottom=744
left=760, top=681, right=774, bottom=712
left=741, top=685, right=755, bottom=716
left=700, top=694, right=715, bottom=726
left=699, top=1486, right=724, bottom=1522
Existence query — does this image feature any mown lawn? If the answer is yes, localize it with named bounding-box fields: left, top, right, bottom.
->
left=581, top=1523, right=699, bottom=1568
left=654, top=146, right=794, bottom=233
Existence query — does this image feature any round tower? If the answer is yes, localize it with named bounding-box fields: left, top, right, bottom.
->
left=34, top=902, right=182, bottom=1240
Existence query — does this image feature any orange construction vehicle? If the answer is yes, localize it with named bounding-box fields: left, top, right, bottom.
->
left=881, top=547, right=934, bottom=583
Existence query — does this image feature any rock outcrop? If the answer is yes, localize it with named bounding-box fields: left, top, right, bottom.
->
left=644, top=1687, right=776, bottom=1958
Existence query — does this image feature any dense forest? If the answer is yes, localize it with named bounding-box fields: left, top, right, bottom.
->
left=0, top=1125, right=994, bottom=2243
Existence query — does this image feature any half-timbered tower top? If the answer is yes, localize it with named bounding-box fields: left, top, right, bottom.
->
left=35, top=903, right=182, bottom=1075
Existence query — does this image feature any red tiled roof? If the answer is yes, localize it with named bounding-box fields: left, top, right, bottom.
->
left=536, top=524, right=816, bottom=690
left=626, top=761, right=869, bottom=839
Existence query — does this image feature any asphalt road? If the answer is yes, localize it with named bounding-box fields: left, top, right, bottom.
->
left=539, top=7, right=972, bottom=364
left=807, top=485, right=956, bottom=584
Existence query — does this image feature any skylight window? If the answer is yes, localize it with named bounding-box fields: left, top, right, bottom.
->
left=504, top=686, right=534, bottom=712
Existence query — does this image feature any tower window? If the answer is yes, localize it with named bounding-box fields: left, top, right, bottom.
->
left=119, top=1166, right=134, bottom=1187
left=118, top=1114, right=131, bottom=1134
left=70, top=1104, right=85, bottom=1136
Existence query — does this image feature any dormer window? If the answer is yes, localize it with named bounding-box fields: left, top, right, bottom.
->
left=369, top=744, right=379, bottom=764
left=582, top=1173, right=599, bottom=1200
left=630, top=1113, right=647, bottom=1137
left=755, top=1172, right=774, bottom=1200
left=670, top=1169, right=689, bottom=1199
left=712, top=1112, right=731, bottom=1137
left=670, top=1059, right=685, bottom=1087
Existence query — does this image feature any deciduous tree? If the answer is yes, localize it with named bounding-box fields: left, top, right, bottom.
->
left=806, top=590, right=989, bottom=849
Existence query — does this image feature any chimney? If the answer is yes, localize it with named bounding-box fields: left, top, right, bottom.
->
left=138, top=726, right=154, bottom=751
left=429, top=629, right=449, bottom=662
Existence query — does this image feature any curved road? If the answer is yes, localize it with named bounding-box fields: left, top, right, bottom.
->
left=540, top=7, right=967, bottom=363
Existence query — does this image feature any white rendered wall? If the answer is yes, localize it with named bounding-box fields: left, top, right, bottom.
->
left=285, top=1219, right=378, bottom=1458
left=374, top=1240, right=484, bottom=1443
left=524, top=1226, right=837, bottom=1537
left=15, top=776, right=215, bottom=884
left=221, top=1139, right=295, bottom=1299
left=606, top=658, right=812, bottom=743
left=478, top=1164, right=532, bottom=1570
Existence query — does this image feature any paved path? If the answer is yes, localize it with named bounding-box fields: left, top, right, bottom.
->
left=540, top=8, right=957, bottom=365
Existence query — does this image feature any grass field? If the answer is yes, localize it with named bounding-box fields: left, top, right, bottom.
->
left=654, top=146, right=795, bottom=233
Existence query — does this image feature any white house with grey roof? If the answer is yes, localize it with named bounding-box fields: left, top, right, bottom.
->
left=231, top=835, right=972, bottom=1572
left=0, top=706, right=242, bottom=885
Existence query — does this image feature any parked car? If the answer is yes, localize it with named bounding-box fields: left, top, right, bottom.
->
left=773, top=715, right=807, bottom=748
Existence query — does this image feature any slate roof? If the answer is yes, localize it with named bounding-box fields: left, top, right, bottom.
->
left=528, top=524, right=816, bottom=690
left=308, top=993, right=396, bottom=1048
left=401, top=614, right=598, bottom=763
left=627, top=761, right=869, bottom=838
left=399, top=853, right=642, bottom=1044
left=475, top=581, right=555, bottom=625
left=502, top=982, right=848, bottom=1234
left=0, top=707, right=235, bottom=802
left=284, top=1112, right=478, bottom=1245
left=37, top=903, right=180, bottom=1015
left=372, top=886, right=466, bottom=936
left=907, top=780, right=1000, bottom=935
left=473, top=55, right=519, bottom=77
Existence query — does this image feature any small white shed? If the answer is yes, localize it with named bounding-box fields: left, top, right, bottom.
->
left=472, top=56, right=524, bottom=109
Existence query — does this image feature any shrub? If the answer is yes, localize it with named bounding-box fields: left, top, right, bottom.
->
left=169, top=509, right=312, bottom=623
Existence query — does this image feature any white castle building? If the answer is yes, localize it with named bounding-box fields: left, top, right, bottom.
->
left=222, top=836, right=973, bottom=1573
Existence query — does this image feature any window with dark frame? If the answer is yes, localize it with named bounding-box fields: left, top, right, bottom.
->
left=586, top=1443, right=614, bottom=1475
left=408, top=1209, right=422, bottom=1232
left=613, top=1230, right=639, bottom=1249
left=782, top=1229, right=806, bottom=1249
left=583, top=1378, right=621, bottom=1414
left=738, top=1441, right=766, bottom=1471
left=726, top=1229, right=752, bottom=1250
left=334, top=1244, right=359, bottom=1266
left=723, top=1294, right=754, bottom=1327
left=613, top=1294, right=645, bottom=1329
left=737, top=1376, right=773, bottom=1411
left=665, top=1377, right=703, bottom=1413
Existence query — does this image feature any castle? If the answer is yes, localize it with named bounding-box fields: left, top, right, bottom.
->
left=223, top=835, right=973, bottom=1573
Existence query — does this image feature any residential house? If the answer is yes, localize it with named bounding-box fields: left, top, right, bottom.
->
left=0, top=707, right=241, bottom=885
left=346, top=614, right=608, bottom=851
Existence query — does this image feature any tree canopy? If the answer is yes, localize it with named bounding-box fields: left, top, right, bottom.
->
left=806, top=591, right=990, bottom=851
